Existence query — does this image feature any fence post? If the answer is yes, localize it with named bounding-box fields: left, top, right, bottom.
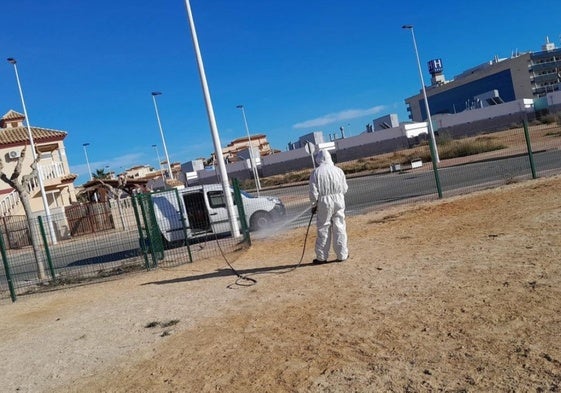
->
left=232, top=178, right=251, bottom=246
left=523, top=116, right=537, bottom=179
left=38, top=216, right=56, bottom=280
left=171, top=189, right=193, bottom=263
left=136, top=194, right=164, bottom=268
left=0, top=229, right=16, bottom=302
left=131, top=195, right=151, bottom=270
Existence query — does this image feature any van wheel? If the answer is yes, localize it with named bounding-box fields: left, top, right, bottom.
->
left=250, top=211, right=272, bottom=231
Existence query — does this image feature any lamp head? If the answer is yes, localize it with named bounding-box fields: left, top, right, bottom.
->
left=83, top=143, right=90, bottom=147
left=402, top=25, right=413, bottom=29
left=151, top=91, right=162, bottom=96
left=7, top=58, right=16, bottom=64
left=236, top=105, right=243, bottom=109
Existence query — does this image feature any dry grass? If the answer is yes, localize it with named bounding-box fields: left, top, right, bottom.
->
left=241, top=123, right=561, bottom=189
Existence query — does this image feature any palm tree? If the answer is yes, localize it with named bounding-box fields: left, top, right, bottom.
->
left=92, top=168, right=111, bottom=180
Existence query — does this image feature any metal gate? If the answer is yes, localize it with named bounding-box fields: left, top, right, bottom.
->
left=132, top=189, right=193, bottom=269
left=132, top=182, right=250, bottom=269
left=65, top=202, right=114, bottom=236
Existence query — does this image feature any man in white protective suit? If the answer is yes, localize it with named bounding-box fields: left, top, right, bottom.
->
left=309, top=149, right=349, bottom=264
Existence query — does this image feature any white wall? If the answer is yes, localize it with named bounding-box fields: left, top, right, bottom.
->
left=336, top=127, right=406, bottom=150
left=433, top=99, right=534, bottom=129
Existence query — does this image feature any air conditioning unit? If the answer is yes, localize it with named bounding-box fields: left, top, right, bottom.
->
left=8, top=150, right=20, bottom=159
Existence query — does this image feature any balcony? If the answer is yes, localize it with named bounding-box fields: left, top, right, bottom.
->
left=0, top=161, right=69, bottom=216
left=39, top=161, right=66, bottom=186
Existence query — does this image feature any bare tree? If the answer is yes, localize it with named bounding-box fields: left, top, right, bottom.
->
left=0, top=146, right=47, bottom=280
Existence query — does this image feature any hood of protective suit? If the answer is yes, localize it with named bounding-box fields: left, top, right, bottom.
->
left=314, top=149, right=333, bottom=166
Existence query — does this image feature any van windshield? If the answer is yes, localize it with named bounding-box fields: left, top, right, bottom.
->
left=239, top=189, right=255, bottom=198
left=228, top=187, right=254, bottom=199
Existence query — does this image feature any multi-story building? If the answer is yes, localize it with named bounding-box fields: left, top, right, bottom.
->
left=405, top=37, right=561, bottom=122
left=287, top=131, right=325, bottom=150
left=530, top=37, right=561, bottom=97
left=0, top=110, right=77, bottom=219
left=123, top=165, right=157, bottom=179
left=221, top=134, right=272, bottom=163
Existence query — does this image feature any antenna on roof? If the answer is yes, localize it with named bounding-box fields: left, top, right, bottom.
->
left=542, top=37, right=555, bottom=51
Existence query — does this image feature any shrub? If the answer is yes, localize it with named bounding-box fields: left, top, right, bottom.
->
left=439, top=136, right=505, bottom=159
left=435, top=130, right=453, bottom=145
left=540, top=114, right=557, bottom=124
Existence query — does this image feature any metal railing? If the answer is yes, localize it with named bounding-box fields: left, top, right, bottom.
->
left=0, top=162, right=65, bottom=216
left=39, top=161, right=65, bottom=180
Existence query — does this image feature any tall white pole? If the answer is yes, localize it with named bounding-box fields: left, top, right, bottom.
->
left=83, top=142, right=98, bottom=202
left=151, top=92, right=174, bottom=181
left=152, top=144, right=166, bottom=188
left=402, top=25, right=440, bottom=163
left=236, top=105, right=261, bottom=196
left=183, top=0, right=240, bottom=237
left=82, top=143, right=93, bottom=180
left=7, top=58, right=57, bottom=244
left=82, top=142, right=100, bottom=202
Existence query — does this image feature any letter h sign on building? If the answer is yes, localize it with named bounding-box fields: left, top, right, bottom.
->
left=428, top=58, right=443, bottom=75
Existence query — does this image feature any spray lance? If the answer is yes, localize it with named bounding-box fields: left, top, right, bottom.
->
left=294, top=204, right=317, bottom=266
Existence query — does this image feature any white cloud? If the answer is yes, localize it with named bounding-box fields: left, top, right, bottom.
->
left=71, top=152, right=146, bottom=179
left=104, top=153, right=146, bottom=170
left=293, top=105, right=386, bottom=129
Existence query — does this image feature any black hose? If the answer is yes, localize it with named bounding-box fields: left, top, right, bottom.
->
left=295, top=209, right=316, bottom=268
left=252, top=208, right=316, bottom=276
left=214, top=231, right=257, bottom=286
left=225, top=208, right=316, bottom=287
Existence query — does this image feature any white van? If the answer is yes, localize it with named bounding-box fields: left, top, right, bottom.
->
left=151, top=184, right=285, bottom=244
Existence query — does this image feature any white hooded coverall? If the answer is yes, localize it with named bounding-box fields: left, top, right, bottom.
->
left=309, top=149, right=349, bottom=261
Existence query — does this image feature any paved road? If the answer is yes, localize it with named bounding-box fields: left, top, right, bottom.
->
left=2, top=229, right=142, bottom=284
left=265, top=149, right=561, bottom=230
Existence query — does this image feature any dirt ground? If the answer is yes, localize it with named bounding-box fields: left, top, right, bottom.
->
left=1, top=173, right=561, bottom=392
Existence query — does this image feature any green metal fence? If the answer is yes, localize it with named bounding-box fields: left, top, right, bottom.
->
left=0, top=182, right=253, bottom=302
left=1, top=121, right=561, bottom=301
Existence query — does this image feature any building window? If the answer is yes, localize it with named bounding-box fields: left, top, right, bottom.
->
left=47, top=191, right=60, bottom=208
left=40, top=152, right=53, bottom=161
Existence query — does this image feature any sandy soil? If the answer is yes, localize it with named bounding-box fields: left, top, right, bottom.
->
left=1, top=174, right=561, bottom=392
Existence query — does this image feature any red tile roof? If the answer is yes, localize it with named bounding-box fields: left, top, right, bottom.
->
left=1, top=110, right=25, bottom=121
left=0, top=110, right=67, bottom=146
left=0, top=126, right=67, bottom=145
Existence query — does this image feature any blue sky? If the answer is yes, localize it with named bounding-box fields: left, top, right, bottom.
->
left=1, top=0, right=560, bottom=185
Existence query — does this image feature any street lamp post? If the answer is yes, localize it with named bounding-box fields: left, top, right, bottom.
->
left=83, top=142, right=99, bottom=202
left=402, top=25, right=442, bottom=199
left=82, top=143, right=93, bottom=180
left=152, top=144, right=166, bottom=187
left=236, top=104, right=261, bottom=196
left=7, top=57, right=58, bottom=243
left=151, top=92, right=174, bottom=182
left=402, top=25, right=440, bottom=164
